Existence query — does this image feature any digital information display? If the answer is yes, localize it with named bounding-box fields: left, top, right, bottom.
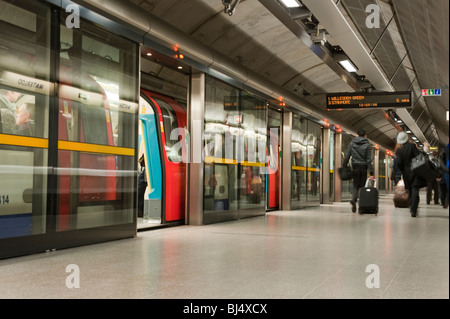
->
left=326, top=91, right=412, bottom=110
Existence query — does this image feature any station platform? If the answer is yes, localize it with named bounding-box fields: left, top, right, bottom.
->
left=0, top=194, right=448, bottom=300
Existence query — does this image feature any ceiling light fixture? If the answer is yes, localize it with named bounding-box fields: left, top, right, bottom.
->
left=280, top=0, right=301, bottom=8
left=333, top=50, right=359, bottom=73
left=339, top=59, right=358, bottom=73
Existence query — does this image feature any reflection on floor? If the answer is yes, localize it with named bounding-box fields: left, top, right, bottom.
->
left=137, top=217, right=162, bottom=230
left=0, top=194, right=448, bottom=299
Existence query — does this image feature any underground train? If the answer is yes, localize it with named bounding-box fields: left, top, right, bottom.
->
left=1, top=74, right=283, bottom=238
left=0, top=0, right=283, bottom=237
left=138, top=88, right=281, bottom=224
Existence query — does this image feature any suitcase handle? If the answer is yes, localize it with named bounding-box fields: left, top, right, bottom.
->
left=365, top=178, right=377, bottom=188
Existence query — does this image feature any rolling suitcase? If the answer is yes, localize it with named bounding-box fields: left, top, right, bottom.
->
left=358, top=179, right=379, bottom=215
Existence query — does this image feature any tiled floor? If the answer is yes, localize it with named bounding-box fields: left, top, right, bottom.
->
left=0, top=194, right=448, bottom=299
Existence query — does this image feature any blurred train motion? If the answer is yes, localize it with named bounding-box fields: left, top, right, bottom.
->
left=0, top=2, right=139, bottom=240
left=0, top=65, right=128, bottom=237
left=57, top=63, right=118, bottom=230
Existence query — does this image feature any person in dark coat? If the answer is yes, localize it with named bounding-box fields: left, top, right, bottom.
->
left=440, top=139, right=449, bottom=208
left=395, top=131, right=427, bottom=217
left=390, top=152, right=403, bottom=186
left=343, top=129, right=375, bottom=213
left=426, top=150, right=440, bottom=205
left=0, top=108, right=16, bottom=134
left=438, top=147, right=448, bottom=208
left=137, top=154, right=147, bottom=218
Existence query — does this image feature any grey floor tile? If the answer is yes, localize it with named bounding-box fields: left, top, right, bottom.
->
left=0, top=194, right=448, bottom=299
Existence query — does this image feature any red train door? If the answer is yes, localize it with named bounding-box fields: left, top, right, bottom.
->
left=267, top=126, right=280, bottom=210
left=141, top=89, right=187, bottom=223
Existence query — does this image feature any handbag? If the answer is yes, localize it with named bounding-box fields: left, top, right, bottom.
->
left=411, top=152, right=440, bottom=180
left=338, top=166, right=353, bottom=180
left=393, top=179, right=409, bottom=208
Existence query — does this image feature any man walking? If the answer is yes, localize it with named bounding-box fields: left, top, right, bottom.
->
left=343, top=129, right=375, bottom=212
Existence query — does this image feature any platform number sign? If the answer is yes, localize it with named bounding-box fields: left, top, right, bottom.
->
left=422, top=89, right=441, bottom=96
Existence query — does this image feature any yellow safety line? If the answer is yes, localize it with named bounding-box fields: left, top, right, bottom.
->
left=58, top=140, right=135, bottom=156
left=0, top=134, right=48, bottom=149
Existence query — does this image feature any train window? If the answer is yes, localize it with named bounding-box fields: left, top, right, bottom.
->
left=268, top=108, right=281, bottom=171
left=0, top=0, right=50, bottom=240
left=59, top=21, right=137, bottom=147
left=241, top=93, right=267, bottom=164
left=204, top=76, right=268, bottom=219
left=0, top=90, right=47, bottom=138
left=291, top=115, right=307, bottom=207
left=307, top=121, right=321, bottom=203
left=0, top=0, right=51, bottom=81
left=80, top=105, right=108, bottom=145
left=56, top=13, right=138, bottom=231
left=204, top=77, right=240, bottom=161
left=153, top=97, right=182, bottom=162
left=0, top=0, right=50, bottom=139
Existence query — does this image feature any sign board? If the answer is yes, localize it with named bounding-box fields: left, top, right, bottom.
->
left=224, top=96, right=238, bottom=111
left=1, top=71, right=54, bottom=96
left=422, top=89, right=441, bottom=96
left=326, top=91, right=412, bottom=110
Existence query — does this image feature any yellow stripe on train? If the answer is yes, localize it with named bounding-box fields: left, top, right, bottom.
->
left=58, top=141, right=135, bottom=156
left=204, top=156, right=266, bottom=167
left=0, top=134, right=48, bottom=149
